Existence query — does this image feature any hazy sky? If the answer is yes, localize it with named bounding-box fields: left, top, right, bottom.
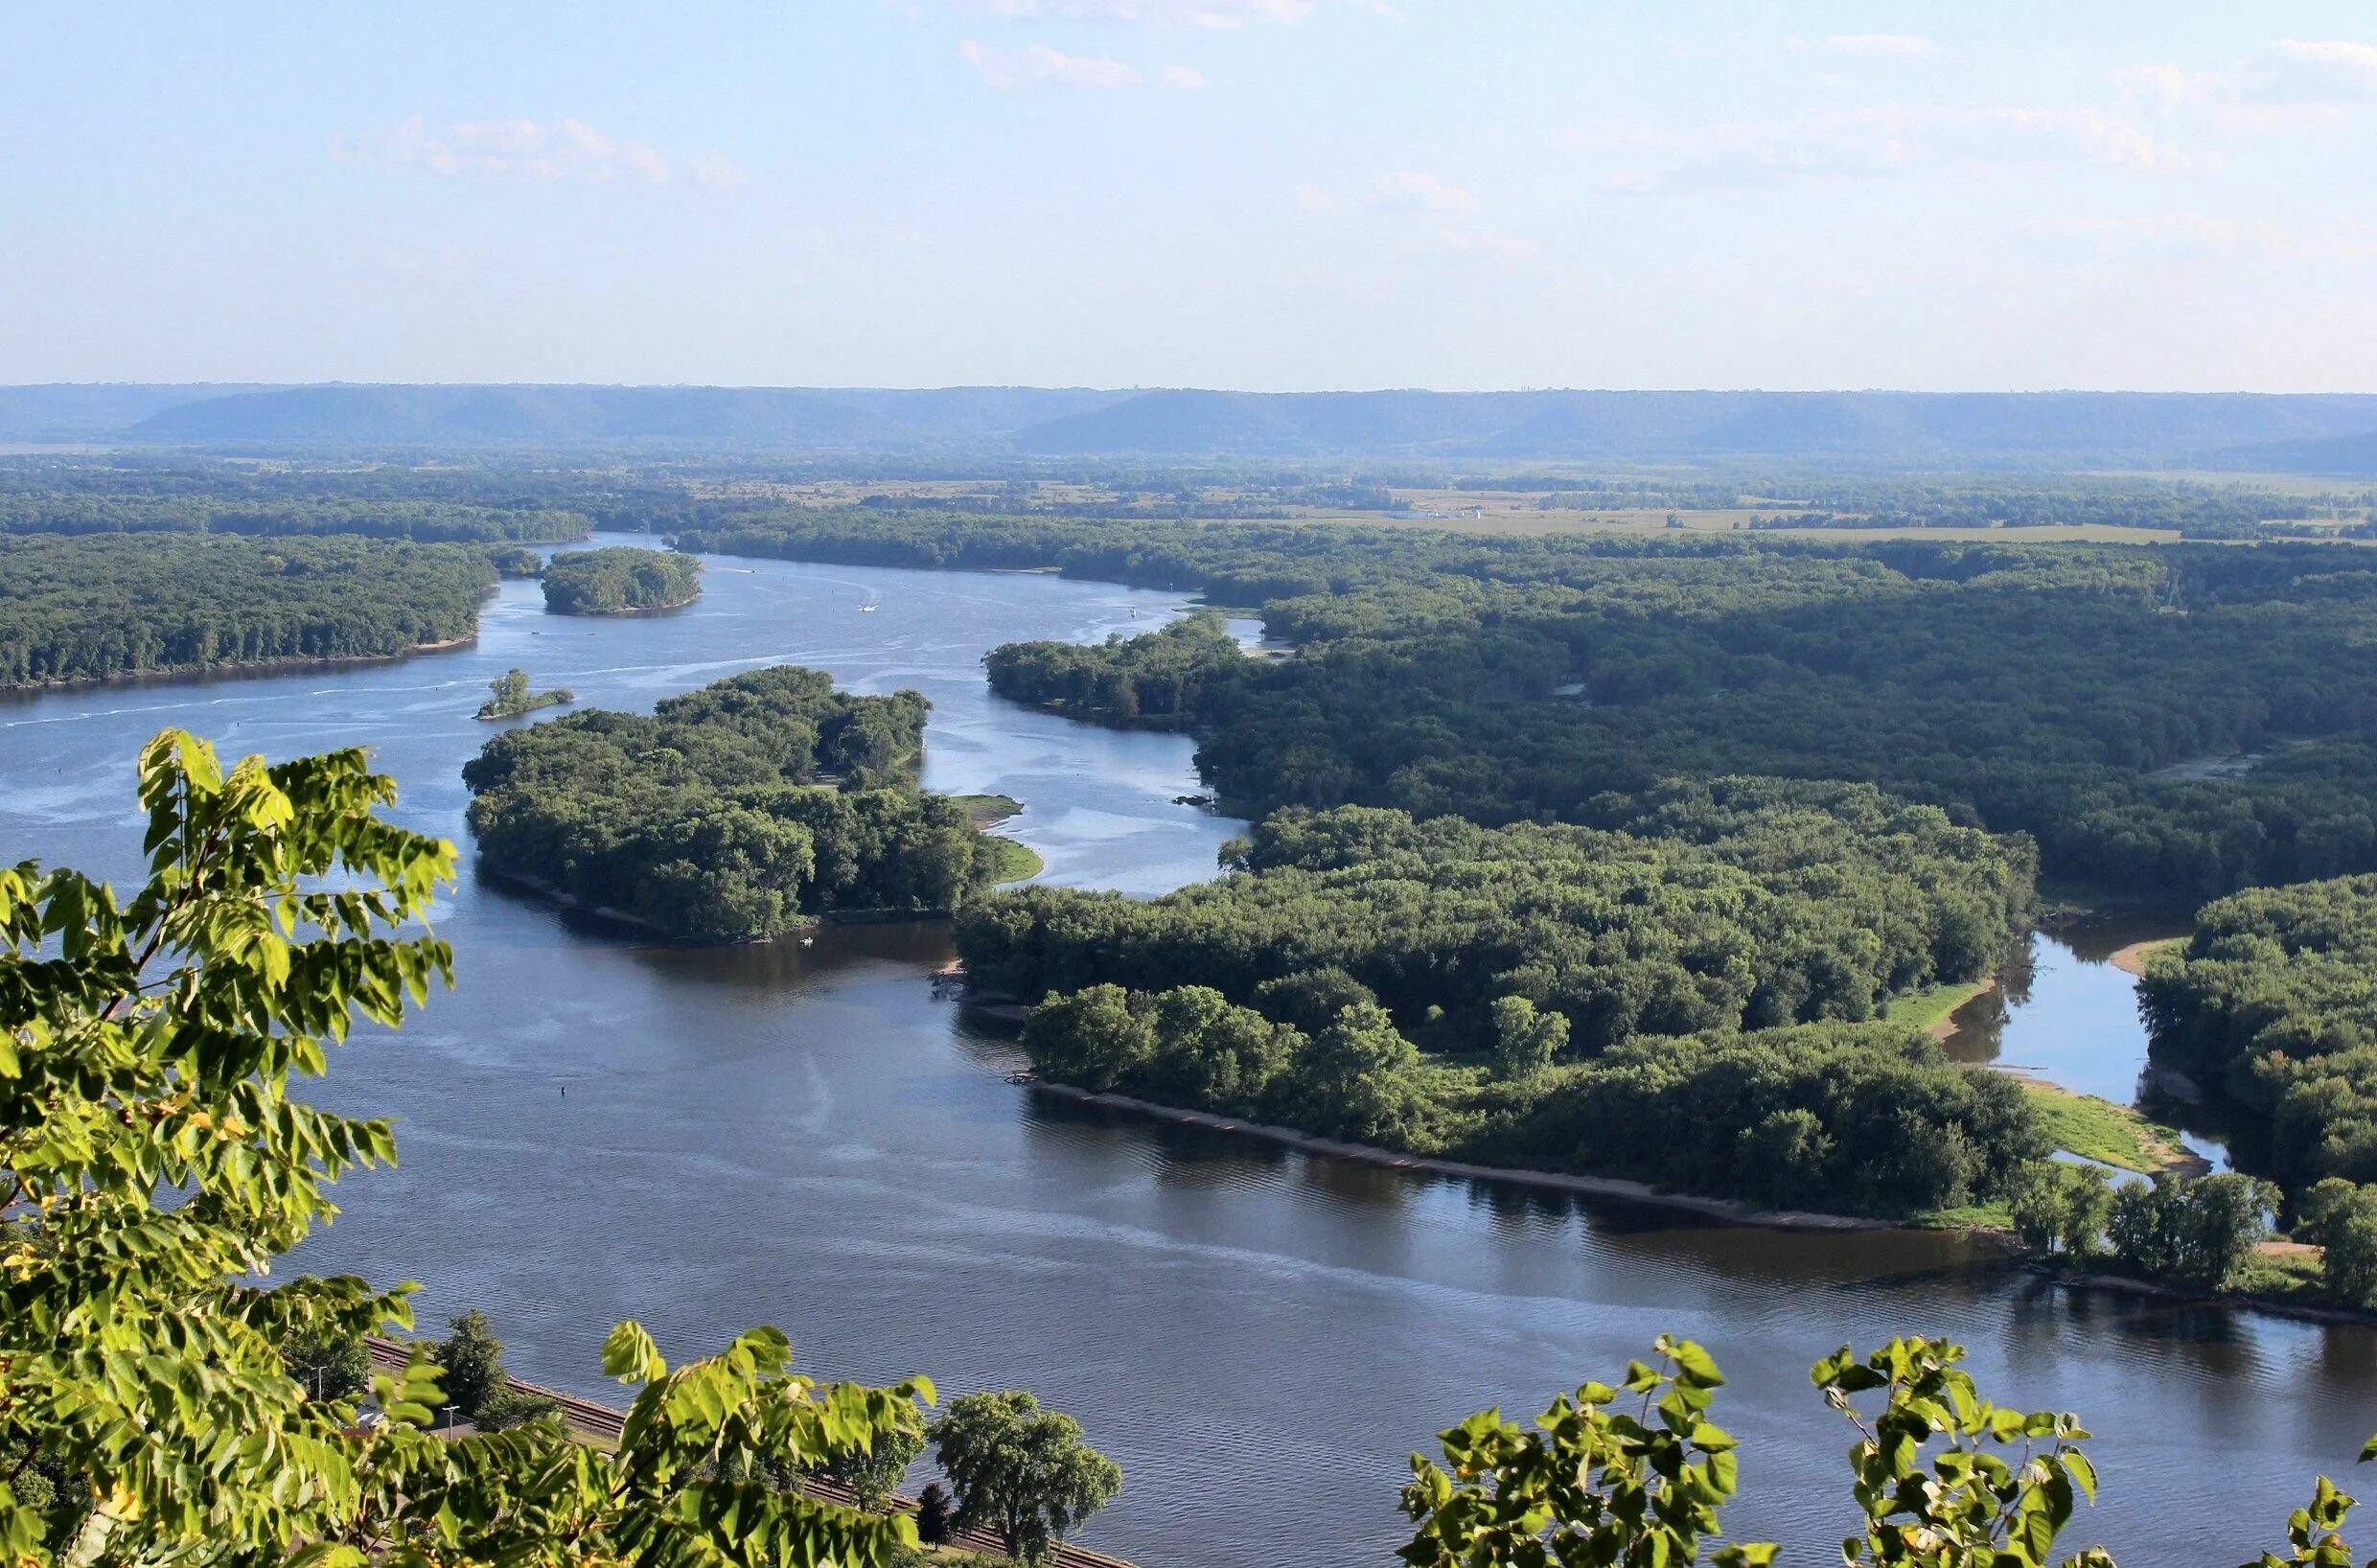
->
left=7, top=3, right=2376, bottom=391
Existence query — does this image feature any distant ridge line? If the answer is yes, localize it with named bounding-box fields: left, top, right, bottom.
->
left=8, top=382, right=2377, bottom=472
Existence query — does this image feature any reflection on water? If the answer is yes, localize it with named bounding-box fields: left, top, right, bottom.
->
left=1941, top=909, right=2231, bottom=1168
left=0, top=552, right=2368, bottom=1567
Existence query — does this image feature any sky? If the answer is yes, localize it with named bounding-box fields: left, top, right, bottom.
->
left=5, top=2, right=2377, bottom=392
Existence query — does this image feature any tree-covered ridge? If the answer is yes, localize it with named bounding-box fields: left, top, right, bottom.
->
left=464, top=665, right=1003, bottom=940
left=967, top=785, right=2028, bottom=1052
left=2141, top=875, right=2377, bottom=1189
left=0, top=533, right=499, bottom=686
left=542, top=544, right=704, bottom=613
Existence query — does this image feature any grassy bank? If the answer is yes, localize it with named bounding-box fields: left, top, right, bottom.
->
left=1881, top=976, right=1994, bottom=1035
left=2020, top=1080, right=2193, bottom=1172
left=985, top=835, right=1045, bottom=884
left=953, top=793, right=1024, bottom=828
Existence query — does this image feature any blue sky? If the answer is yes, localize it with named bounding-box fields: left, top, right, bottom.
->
left=6, top=3, right=2375, bottom=390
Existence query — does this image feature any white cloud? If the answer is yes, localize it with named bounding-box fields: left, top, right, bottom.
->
left=2121, top=39, right=2377, bottom=119
left=1291, top=182, right=1338, bottom=212
left=1824, top=34, right=1938, bottom=58
left=2247, top=38, right=2377, bottom=104
left=334, top=117, right=738, bottom=187
left=958, top=38, right=1144, bottom=88
left=1375, top=170, right=1475, bottom=213
left=955, top=0, right=1310, bottom=26
left=1586, top=104, right=2187, bottom=191
left=1160, top=64, right=1210, bottom=89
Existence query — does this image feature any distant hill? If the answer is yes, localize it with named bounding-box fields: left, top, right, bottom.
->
left=1012, top=388, right=2377, bottom=468
left=4, top=381, right=2374, bottom=471
left=126, top=384, right=1127, bottom=450
left=0, top=383, right=285, bottom=442
left=2222, top=430, right=2377, bottom=479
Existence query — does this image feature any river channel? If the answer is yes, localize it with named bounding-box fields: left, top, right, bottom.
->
left=1, top=543, right=2368, bottom=1567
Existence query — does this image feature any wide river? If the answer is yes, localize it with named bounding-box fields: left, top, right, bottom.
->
left=4, top=543, right=2370, bottom=1567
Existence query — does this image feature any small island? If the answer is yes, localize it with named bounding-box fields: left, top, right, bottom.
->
left=464, top=664, right=1008, bottom=940
left=542, top=545, right=704, bottom=615
left=475, top=667, right=574, bottom=721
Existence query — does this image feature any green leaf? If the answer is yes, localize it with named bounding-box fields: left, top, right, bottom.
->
left=603, top=1320, right=668, bottom=1382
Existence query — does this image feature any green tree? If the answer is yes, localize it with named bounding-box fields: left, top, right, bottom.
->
left=1816, top=1336, right=2114, bottom=1567
left=1398, top=1334, right=1775, bottom=1568
left=930, top=1390, right=1123, bottom=1565
left=1489, top=994, right=1569, bottom=1080
left=438, top=1307, right=507, bottom=1421
left=491, top=667, right=530, bottom=711
left=2009, top=1161, right=2116, bottom=1257
left=1286, top=1001, right=1431, bottom=1145
left=281, top=1325, right=372, bottom=1404
left=2298, top=1178, right=2377, bottom=1308
left=818, top=1415, right=931, bottom=1511
left=2109, top=1173, right=2276, bottom=1288
left=0, top=727, right=934, bottom=1565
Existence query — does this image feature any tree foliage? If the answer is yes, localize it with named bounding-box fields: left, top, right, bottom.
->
left=0, top=533, right=500, bottom=686
left=1022, top=981, right=2040, bottom=1216
left=2140, top=875, right=2377, bottom=1188
left=542, top=545, right=704, bottom=614
left=0, top=727, right=938, bottom=1564
left=929, top=1390, right=1123, bottom=1565
left=684, top=512, right=2377, bottom=901
left=465, top=665, right=1002, bottom=940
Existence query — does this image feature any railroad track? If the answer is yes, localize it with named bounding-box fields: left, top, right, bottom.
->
left=366, top=1339, right=1135, bottom=1568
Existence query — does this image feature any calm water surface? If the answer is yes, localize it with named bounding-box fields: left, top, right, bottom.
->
left=1, top=546, right=2367, bottom=1567
left=1943, top=911, right=2232, bottom=1169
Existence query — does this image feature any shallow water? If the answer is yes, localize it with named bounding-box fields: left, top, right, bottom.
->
left=1942, top=911, right=2231, bottom=1169
left=1, top=546, right=2366, bottom=1567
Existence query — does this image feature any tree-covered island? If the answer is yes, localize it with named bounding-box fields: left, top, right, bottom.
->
left=463, top=664, right=1013, bottom=940
left=542, top=544, right=704, bottom=613
left=474, top=667, right=573, bottom=720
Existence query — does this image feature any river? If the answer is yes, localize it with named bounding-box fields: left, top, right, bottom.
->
left=2, top=543, right=2368, bottom=1568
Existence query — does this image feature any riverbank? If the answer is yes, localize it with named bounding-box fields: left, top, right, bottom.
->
left=1027, top=1079, right=1910, bottom=1233
left=2110, top=936, right=2183, bottom=976
left=0, top=631, right=480, bottom=695
left=2019, top=1256, right=2377, bottom=1329
left=545, top=592, right=702, bottom=616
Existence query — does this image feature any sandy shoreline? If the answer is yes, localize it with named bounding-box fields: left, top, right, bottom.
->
left=2109, top=937, right=2182, bottom=977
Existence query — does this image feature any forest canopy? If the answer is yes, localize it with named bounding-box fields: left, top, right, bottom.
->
left=0, top=533, right=499, bottom=686
left=970, top=777, right=2038, bottom=1214
left=963, top=786, right=2031, bottom=1051
left=696, top=510, right=2377, bottom=902
left=542, top=545, right=704, bottom=613
left=2141, top=874, right=2377, bottom=1190
left=463, top=665, right=1004, bottom=940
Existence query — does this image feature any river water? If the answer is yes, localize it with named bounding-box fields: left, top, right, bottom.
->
left=2, top=545, right=2369, bottom=1567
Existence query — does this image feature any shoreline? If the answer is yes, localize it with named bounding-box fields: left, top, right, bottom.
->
left=1026, top=1079, right=1910, bottom=1233
left=1027, top=1079, right=2377, bottom=1326
left=2019, top=1258, right=2377, bottom=1329
left=2109, top=937, right=2182, bottom=977
left=0, top=631, right=480, bottom=695
left=544, top=592, right=703, bottom=617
